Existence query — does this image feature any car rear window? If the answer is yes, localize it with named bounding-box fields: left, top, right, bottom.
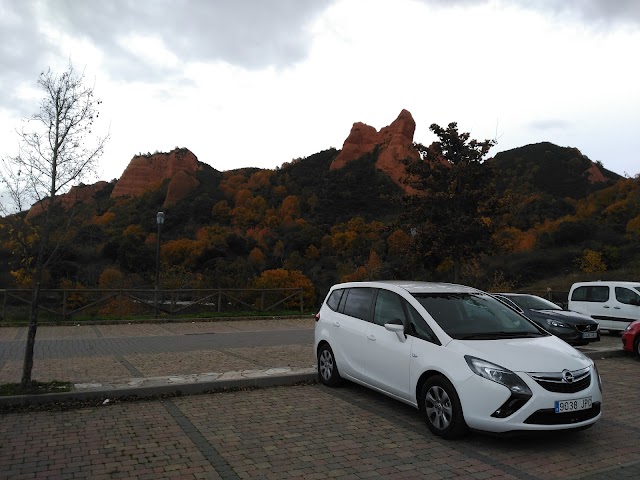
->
left=326, top=289, right=344, bottom=311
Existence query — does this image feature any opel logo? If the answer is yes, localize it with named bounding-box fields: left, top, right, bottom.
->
left=562, top=370, right=574, bottom=383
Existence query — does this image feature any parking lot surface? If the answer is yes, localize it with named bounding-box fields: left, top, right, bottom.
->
left=0, top=323, right=637, bottom=479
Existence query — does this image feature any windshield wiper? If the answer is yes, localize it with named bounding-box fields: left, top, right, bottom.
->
left=459, top=331, right=545, bottom=340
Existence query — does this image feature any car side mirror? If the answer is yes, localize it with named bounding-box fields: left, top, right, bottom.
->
left=384, top=323, right=407, bottom=343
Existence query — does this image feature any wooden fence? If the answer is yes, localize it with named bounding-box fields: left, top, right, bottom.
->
left=0, top=288, right=305, bottom=323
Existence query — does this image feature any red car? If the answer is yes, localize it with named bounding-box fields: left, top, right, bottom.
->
left=622, top=320, right=640, bottom=357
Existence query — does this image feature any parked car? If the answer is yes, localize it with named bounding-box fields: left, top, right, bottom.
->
left=493, top=293, right=600, bottom=346
left=622, top=320, right=640, bottom=357
left=314, top=281, right=602, bottom=439
left=568, top=281, right=640, bottom=332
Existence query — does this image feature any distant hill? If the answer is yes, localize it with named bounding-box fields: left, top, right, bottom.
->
left=490, top=142, right=620, bottom=199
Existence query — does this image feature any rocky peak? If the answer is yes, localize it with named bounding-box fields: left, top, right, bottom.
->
left=330, top=109, right=419, bottom=191
left=111, top=148, right=202, bottom=207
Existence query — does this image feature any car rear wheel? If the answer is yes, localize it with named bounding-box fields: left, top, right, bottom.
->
left=317, top=344, right=342, bottom=387
left=421, top=375, right=468, bottom=439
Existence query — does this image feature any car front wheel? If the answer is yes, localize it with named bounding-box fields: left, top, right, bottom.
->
left=317, top=344, right=342, bottom=387
left=421, top=375, right=468, bottom=439
left=634, top=336, right=640, bottom=358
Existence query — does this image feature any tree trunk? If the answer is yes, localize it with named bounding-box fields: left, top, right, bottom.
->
left=20, top=282, right=41, bottom=388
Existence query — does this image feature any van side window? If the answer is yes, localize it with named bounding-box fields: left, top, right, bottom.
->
left=342, top=288, right=375, bottom=321
left=372, top=289, right=406, bottom=326
left=572, top=286, right=609, bottom=302
left=326, top=289, right=344, bottom=311
left=615, top=287, right=640, bottom=305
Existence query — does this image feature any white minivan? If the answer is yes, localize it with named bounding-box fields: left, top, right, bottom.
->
left=314, top=281, right=602, bottom=439
left=568, top=281, right=640, bottom=332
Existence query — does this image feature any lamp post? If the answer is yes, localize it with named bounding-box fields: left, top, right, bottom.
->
left=155, top=211, right=165, bottom=315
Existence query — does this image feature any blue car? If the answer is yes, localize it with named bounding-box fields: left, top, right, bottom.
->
left=494, top=293, right=600, bottom=346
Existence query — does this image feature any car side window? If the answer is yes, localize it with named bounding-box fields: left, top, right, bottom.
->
left=572, top=286, right=609, bottom=302
left=615, top=287, right=640, bottom=305
left=405, top=302, right=440, bottom=344
left=342, top=288, right=375, bottom=321
left=326, top=289, right=344, bottom=311
left=372, top=289, right=406, bottom=326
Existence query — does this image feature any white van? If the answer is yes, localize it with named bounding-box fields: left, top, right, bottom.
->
left=568, top=281, right=640, bottom=332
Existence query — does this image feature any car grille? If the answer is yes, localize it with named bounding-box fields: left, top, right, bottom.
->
left=528, top=367, right=592, bottom=393
left=575, top=324, right=598, bottom=332
left=524, top=403, right=601, bottom=425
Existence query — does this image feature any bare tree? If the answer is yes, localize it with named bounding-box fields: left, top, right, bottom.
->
left=0, top=63, right=108, bottom=388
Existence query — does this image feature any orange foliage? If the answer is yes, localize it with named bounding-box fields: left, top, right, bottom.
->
left=493, top=227, right=536, bottom=253
left=342, top=250, right=383, bottom=282
left=92, top=211, right=116, bottom=225
left=161, top=238, right=203, bottom=267
left=279, top=195, right=301, bottom=223
left=247, top=170, right=274, bottom=190
left=387, top=229, right=412, bottom=257
left=305, top=245, right=320, bottom=259
left=123, top=224, right=144, bottom=238
left=249, top=247, right=266, bottom=268
left=626, top=215, right=640, bottom=237
left=253, top=268, right=316, bottom=306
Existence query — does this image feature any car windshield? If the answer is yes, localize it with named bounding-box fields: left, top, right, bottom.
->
left=411, top=292, right=546, bottom=340
left=506, top=295, right=562, bottom=311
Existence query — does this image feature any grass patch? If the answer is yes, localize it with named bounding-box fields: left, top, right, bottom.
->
left=0, top=380, right=72, bottom=396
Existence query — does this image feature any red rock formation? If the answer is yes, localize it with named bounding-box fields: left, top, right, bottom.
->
left=585, top=162, right=608, bottom=183
left=111, top=148, right=201, bottom=201
left=27, top=181, right=110, bottom=219
left=330, top=109, right=420, bottom=191
left=164, top=170, right=200, bottom=207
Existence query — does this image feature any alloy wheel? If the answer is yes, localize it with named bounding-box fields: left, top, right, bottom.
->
left=425, top=385, right=453, bottom=430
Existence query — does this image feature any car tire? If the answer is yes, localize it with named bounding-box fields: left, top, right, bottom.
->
left=317, top=344, right=343, bottom=387
left=421, top=375, right=468, bottom=439
left=634, top=336, right=640, bottom=358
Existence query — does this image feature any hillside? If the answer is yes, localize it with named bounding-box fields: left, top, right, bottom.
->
left=1, top=112, right=639, bottom=300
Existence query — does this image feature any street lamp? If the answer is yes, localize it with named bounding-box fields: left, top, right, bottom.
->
left=155, top=211, right=165, bottom=314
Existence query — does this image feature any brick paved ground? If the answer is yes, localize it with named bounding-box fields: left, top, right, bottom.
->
left=1, top=355, right=638, bottom=479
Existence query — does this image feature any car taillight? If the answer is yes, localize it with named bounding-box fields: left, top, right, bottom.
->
left=315, top=313, right=320, bottom=322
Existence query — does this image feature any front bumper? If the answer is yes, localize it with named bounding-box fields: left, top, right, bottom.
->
left=457, top=367, right=602, bottom=433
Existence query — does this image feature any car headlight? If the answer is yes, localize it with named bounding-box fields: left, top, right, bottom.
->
left=625, top=324, right=632, bottom=331
left=464, top=356, right=532, bottom=395
left=545, top=318, right=569, bottom=329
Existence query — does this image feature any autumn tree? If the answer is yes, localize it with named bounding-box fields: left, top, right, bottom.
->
left=400, top=122, right=498, bottom=281
left=0, top=64, right=108, bottom=388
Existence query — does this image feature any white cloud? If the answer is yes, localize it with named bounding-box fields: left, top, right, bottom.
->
left=1, top=0, right=639, bottom=182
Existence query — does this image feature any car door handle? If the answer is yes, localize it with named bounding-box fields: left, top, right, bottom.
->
left=603, top=306, right=610, bottom=309
left=367, top=334, right=376, bottom=341
left=613, top=307, right=621, bottom=309
left=333, top=321, right=340, bottom=327
left=412, top=353, right=418, bottom=358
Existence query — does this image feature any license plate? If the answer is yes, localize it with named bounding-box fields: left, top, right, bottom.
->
left=582, top=332, right=598, bottom=339
left=555, top=396, right=592, bottom=413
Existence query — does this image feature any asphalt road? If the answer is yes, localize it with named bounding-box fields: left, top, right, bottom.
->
left=0, top=328, right=314, bottom=361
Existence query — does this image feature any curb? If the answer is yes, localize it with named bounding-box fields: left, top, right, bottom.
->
left=0, top=372, right=318, bottom=410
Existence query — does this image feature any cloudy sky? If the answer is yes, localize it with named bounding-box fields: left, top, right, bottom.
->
left=1, top=0, right=639, bottom=185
